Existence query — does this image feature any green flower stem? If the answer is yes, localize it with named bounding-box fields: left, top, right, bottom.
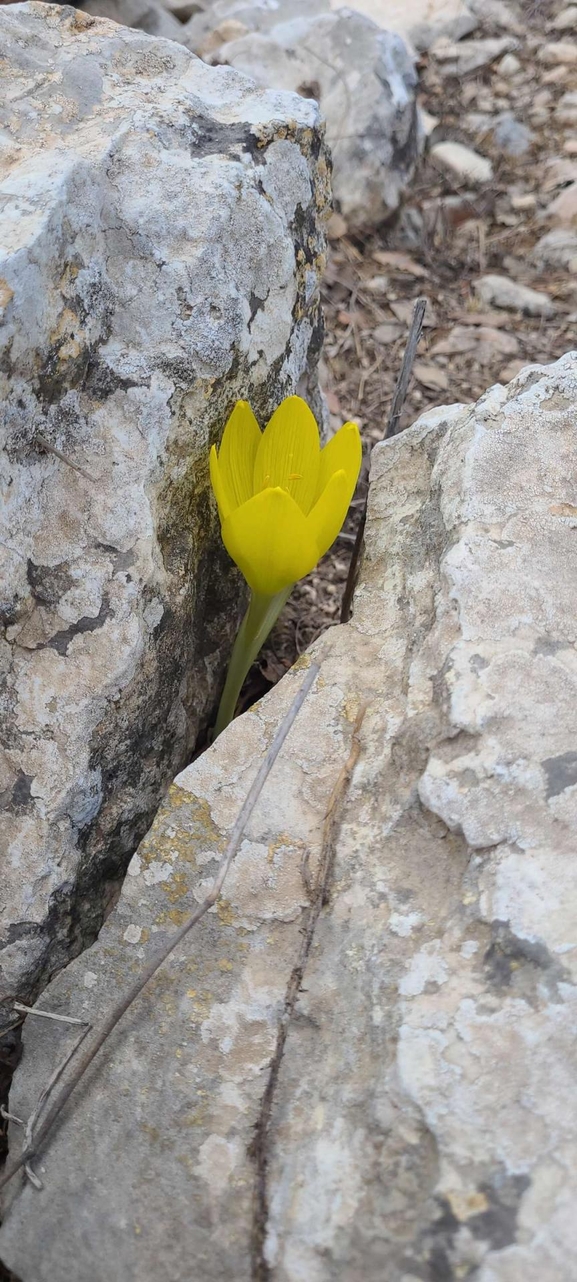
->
left=214, top=586, right=293, bottom=738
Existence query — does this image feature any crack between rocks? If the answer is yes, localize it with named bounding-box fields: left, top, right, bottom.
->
left=248, top=706, right=366, bottom=1282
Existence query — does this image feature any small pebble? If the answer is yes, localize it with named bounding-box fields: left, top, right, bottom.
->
left=510, top=193, right=537, bottom=210
left=550, top=6, right=577, bottom=32
left=475, top=274, right=556, bottom=316
left=498, top=53, right=521, bottom=76
left=430, top=141, right=493, bottom=185
left=539, top=41, right=577, bottom=64
left=542, top=65, right=570, bottom=82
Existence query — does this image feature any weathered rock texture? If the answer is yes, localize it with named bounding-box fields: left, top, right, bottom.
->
left=183, top=0, right=421, bottom=231
left=0, top=3, right=328, bottom=1027
left=2, top=355, right=577, bottom=1280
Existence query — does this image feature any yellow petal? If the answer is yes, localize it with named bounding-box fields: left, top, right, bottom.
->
left=253, top=395, right=320, bottom=515
left=219, top=400, right=262, bottom=510
left=307, top=469, right=350, bottom=559
left=210, top=445, right=232, bottom=522
left=317, top=421, right=362, bottom=504
left=222, top=487, right=319, bottom=596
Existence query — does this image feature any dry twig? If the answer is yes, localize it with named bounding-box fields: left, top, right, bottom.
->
left=0, top=662, right=319, bottom=1194
left=34, top=434, right=94, bottom=482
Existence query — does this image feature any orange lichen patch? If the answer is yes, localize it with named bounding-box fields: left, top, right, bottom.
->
left=49, top=306, right=85, bottom=364
left=165, top=908, right=190, bottom=927
left=137, top=790, right=223, bottom=873
left=551, top=502, right=577, bottom=518
left=216, top=900, right=235, bottom=926
left=161, top=870, right=189, bottom=903
left=266, top=832, right=307, bottom=866
left=446, top=1191, right=489, bottom=1221
left=71, top=8, right=96, bottom=30
left=0, top=280, right=14, bottom=314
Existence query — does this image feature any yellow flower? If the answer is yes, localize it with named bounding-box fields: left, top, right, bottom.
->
left=210, top=396, right=362, bottom=596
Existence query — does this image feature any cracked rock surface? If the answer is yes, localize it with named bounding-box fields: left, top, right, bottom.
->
left=2, top=355, right=577, bottom=1280
left=0, top=3, right=328, bottom=1029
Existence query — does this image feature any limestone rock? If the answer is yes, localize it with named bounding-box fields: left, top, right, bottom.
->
left=466, top=0, right=522, bottom=33
left=551, top=6, right=577, bottom=32
left=2, top=354, right=577, bottom=1280
left=0, top=2, right=328, bottom=1029
left=474, top=274, right=556, bottom=315
left=430, top=139, right=493, bottom=184
left=532, top=228, right=577, bottom=272
left=539, top=40, right=577, bottom=64
left=492, top=111, right=533, bottom=156
left=430, top=34, right=518, bottom=75
left=350, top=0, right=479, bottom=51
left=556, top=89, right=577, bottom=124
left=543, top=182, right=577, bottom=226
left=189, top=5, right=421, bottom=232
left=431, top=323, right=519, bottom=365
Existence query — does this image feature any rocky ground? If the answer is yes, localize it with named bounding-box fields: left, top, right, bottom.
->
left=256, top=0, right=577, bottom=701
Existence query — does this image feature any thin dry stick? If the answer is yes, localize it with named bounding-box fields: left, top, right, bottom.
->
left=250, top=704, right=366, bottom=1281
left=340, top=297, right=427, bottom=624
left=34, top=434, right=94, bottom=482
left=13, top=1003, right=87, bottom=1027
left=0, top=662, right=319, bottom=1194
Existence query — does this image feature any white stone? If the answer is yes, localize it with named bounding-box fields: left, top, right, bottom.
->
left=539, top=40, right=577, bottom=64
left=0, top=2, right=328, bottom=1027
left=198, top=7, right=422, bottom=232
left=498, top=51, right=521, bottom=75
left=419, top=106, right=440, bottom=135
left=3, top=355, right=577, bottom=1280
left=551, top=6, right=577, bottom=31
left=431, top=324, right=519, bottom=365
left=430, top=140, right=493, bottom=184
left=467, top=0, right=522, bottom=31
left=556, top=89, right=577, bottom=123
left=430, top=34, right=518, bottom=75
left=532, top=229, right=577, bottom=272
left=328, top=0, right=479, bottom=50
left=474, top=274, right=556, bottom=316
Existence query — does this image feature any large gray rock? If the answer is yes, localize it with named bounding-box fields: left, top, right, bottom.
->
left=187, top=3, right=421, bottom=231
left=2, top=355, right=577, bottom=1280
left=0, top=2, right=328, bottom=1028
